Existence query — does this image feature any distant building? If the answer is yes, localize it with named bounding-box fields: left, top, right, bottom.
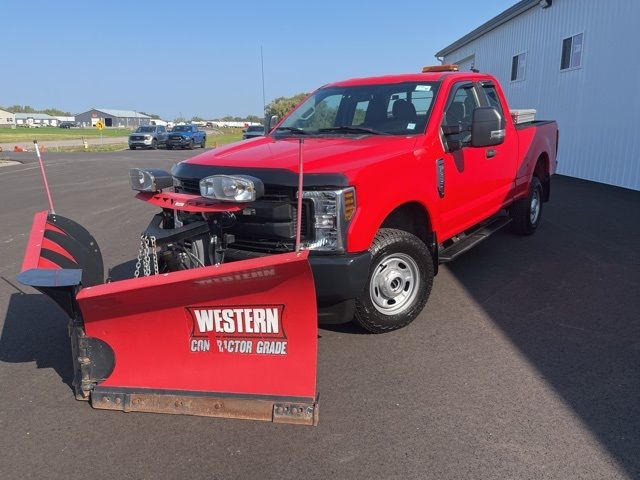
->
left=0, top=108, right=15, bottom=128
left=14, top=112, right=57, bottom=127
left=74, top=108, right=151, bottom=128
left=53, top=116, right=75, bottom=123
left=435, top=0, right=640, bottom=190
left=149, top=119, right=168, bottom=127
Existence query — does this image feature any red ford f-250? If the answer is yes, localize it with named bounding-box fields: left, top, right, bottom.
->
left=165, top=65, right=558, bottom=333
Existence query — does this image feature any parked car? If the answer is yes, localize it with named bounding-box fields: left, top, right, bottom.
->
left=129, top=125, right=168, bottom=150
left=58, top=121, right=78, bottom=129
left=242, top=125, right=265, bottom=140
left=168, top=66, right=558, bottom=332
left=166, top=124, right=206, bottom=150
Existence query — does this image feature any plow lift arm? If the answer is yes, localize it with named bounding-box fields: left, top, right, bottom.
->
left=17, top=140, right=319, bottom=425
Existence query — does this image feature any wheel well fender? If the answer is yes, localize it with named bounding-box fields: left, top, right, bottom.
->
left=379, top=202, right=439, bottom=274
left=534, top=153, right=551, bottom=201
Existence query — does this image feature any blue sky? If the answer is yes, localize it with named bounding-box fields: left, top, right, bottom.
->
left=1, top=0, right=514, bottom=119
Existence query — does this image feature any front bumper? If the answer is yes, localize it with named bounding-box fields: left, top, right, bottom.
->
left=129, top=137, right=153, bottom=146
left=309, top=252, right=371, bottom=307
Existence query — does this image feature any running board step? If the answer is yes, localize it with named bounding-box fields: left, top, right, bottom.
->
left=439, top=216, right=512, bottom=263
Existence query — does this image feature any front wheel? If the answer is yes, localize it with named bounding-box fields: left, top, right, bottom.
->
left=201, top=137, right=206, bottom=148
left=151, top=139, right=157, bottom=150
left=355, top=228, right=433, bottom=333
left=187, top=139, right=194, bottom=150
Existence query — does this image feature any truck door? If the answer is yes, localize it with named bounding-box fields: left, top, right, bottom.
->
left=436, top=81, right=514, bottom=241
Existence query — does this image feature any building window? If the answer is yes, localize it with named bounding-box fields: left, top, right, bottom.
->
left=511, top=52, right=526, bottom=81
left=561, top=33, right=583, bottom=70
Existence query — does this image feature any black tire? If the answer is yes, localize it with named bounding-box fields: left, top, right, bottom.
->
left=201, top=136, right=206, bottom=148
left=355, top=228, right=434, bottom=333
left=166, top=145, right=173, bottom=150
left=187, top=139, right=194, bottom=150
left=129, top=145, right=136, bottom=150
left=509, top=176, right=543, bottom=235
left=151, top=139, right=157, bottom=150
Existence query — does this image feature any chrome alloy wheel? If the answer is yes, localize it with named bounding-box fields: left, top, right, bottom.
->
left=369, top=253, right=420, bottom=315
left=530, top=187, right=541, bottom=224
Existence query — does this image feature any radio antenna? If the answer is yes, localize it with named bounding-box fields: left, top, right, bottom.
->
left=295, top=138, right=304, bottom=252
left=260, top=46, right=267, bottom=117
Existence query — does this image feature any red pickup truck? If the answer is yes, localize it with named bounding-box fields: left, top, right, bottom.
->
left=167, top=67, right=558, bottom=332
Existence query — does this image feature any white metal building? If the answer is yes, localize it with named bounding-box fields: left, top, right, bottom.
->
left=0, top=108, right=15, bottom=128
left=435, top=0, right=640, bottom=191
left=14, top=113, right=57, bottom=127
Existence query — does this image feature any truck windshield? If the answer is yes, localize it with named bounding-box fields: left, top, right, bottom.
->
left=276, top=81, right=438, bottom=136
left=136, top=126, right=155, bottom=133
left=172, top=125, right=192, bottom=132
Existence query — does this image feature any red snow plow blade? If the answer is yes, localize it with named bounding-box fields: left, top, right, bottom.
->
left=18, top=211, right=319, bottom=425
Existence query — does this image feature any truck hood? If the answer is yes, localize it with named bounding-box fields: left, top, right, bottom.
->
left=183, top=135, right=418, bottom=174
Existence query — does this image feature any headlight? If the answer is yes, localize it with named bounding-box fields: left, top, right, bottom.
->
left=129, top=168, right=173, bottom=192
left=302, top=187, right=356, bottom=252
left=144, top=135, right=151, bottom=139
left=199, top=175, right=264, bottom=202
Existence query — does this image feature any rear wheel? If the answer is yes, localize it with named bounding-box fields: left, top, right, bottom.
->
left=510, top=176, right=543, bottom=235
left=355, top=228, right=433, bottom=333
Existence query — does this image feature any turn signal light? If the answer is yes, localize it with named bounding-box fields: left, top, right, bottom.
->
left=343, top=189, right=356, bottom=220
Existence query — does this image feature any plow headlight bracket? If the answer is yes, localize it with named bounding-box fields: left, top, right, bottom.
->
left=129, top=168, right=174, bottom=192
left=199, top=175, right=264, bottom=202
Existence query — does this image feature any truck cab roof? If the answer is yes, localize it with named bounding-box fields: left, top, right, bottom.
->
left=325, top=71, right=495, bottom=88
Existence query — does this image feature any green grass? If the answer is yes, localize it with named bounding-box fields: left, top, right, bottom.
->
left=206, top=128, right=244, bottom=147
left=54, top=143, right=129, bottom=153
left=0, top=127, right=132, bottom=143
left=0, top=127, right=246, bottom=146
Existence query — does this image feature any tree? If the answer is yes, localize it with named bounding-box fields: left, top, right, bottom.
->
left=265, top=93, right=308, bottom=120
left=191, top=116, right=204, bottom=122
left=2, top=105, right=71, bottom=116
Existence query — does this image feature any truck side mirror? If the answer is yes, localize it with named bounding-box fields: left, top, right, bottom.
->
left=267, top=115, right=279, bottom=132
left=471, top=107, right=505, bottom=147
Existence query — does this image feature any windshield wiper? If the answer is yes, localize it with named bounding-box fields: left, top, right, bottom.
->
left=318, top=126, right=387, bottom=135
left=275, top=126, right=308, bottom=135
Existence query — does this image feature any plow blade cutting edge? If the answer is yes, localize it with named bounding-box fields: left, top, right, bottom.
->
left=18, top=211, right=319, bottom=425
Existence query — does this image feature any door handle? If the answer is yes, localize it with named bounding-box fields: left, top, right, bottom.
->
left=486, top=148, right=496, bottom=158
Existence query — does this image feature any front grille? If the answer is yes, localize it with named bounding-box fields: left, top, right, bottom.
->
left=174, top=177, right=312, bottom=252
left=176, top=177, right=200, bottom=193
left=130, top=135, right=145, bottom=141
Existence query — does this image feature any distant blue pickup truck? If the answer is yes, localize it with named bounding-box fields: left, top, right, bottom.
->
left=166, top=125, right=207, bottom=150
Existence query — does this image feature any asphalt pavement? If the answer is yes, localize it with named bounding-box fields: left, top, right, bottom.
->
left=0, top=149, right=638, bottom=479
